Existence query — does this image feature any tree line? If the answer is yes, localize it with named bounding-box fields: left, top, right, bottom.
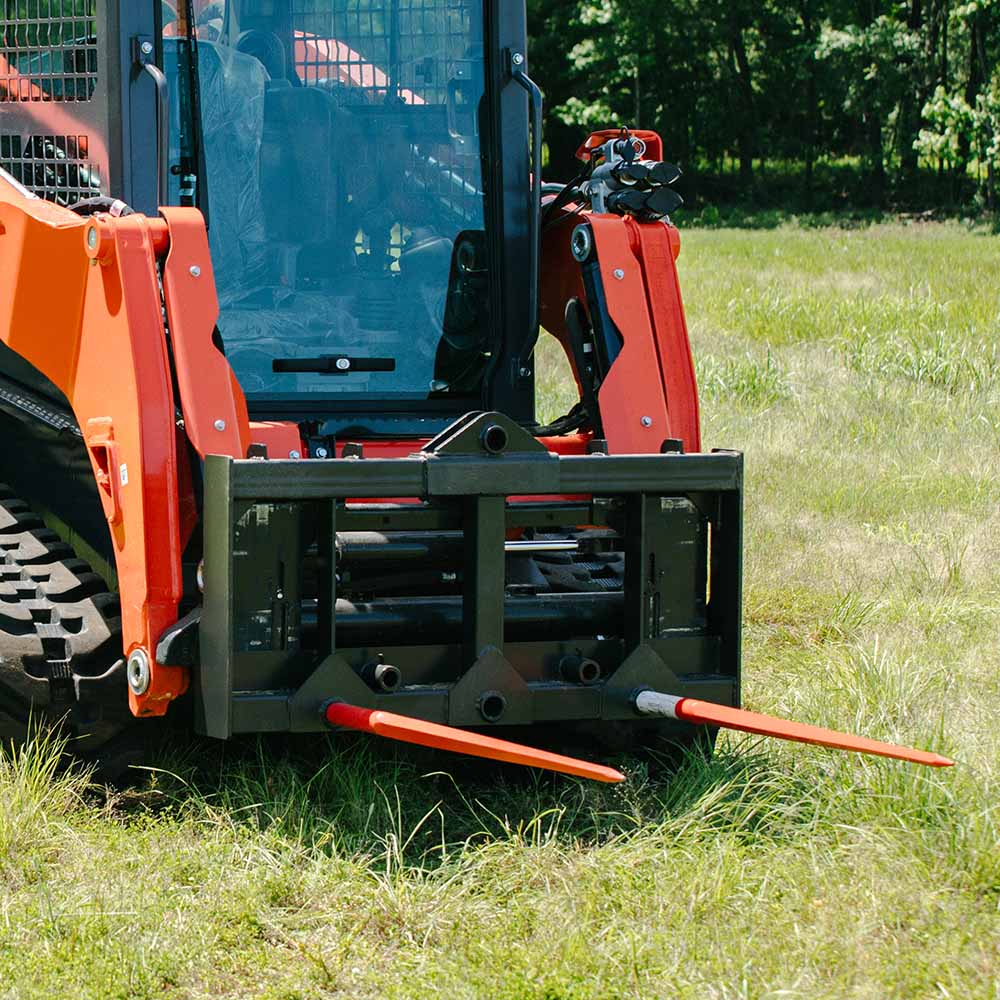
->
left=528, top=0, right=1000, bottom=212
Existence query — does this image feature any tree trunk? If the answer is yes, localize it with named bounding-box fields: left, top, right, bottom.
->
left=866, top=109, right=886, bottom=205
left=898, top=0, right=923, bottom=185
left=799, top=2, right=819, bottom=206
left=956, top=19, right=981, bottom=187
left=633, top=65, right=641, bottom=128
left=941, top=1, right=948, bottom=85
left=858, top=0, right=884, bottom=205
left=729, top=21, right=757, bottom=192
left=975, top=15, right=995, bottom=212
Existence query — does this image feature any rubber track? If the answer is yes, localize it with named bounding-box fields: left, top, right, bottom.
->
left=0, top=487, right=130, bottom=750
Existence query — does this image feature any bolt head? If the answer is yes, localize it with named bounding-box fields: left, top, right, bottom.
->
left=640, top=415, right=653, bottom=427
left=512, top=52, right=524, bottom=65
left=335, top=357, right=351, bottom=371
left=613, top=268, right=626, bottom=280
left=86, top=226, right=98, bottom=249
left=127, top=648, right=151, bottom=696
left=189, top=264, right=201, bottom=277
left=519, top=366, right=532, bottom=378
left=213, top=419, right=226, bottom=431
left=570, top=224, right=593, bottom=262
left=289, top=450, right=301, bottom=459
left=140, top=40, right=154, bottom=55
left=315, top=447, right=329, bottom=459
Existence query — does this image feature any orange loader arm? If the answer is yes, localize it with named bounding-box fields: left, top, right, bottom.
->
left=0, top=170, right=252, bottom=716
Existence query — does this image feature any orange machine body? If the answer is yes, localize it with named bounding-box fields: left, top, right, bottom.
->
left=0, top=151, right=951, bottom=779
left=0, top=186, right=187, bottom=714
left=0, top=135, right=706, bottom=718
left=0, top=182, right=304, bottom=712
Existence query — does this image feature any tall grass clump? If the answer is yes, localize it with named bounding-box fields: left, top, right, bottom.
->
left=0, top=724, right=88, bottom=876
left=844, top=331, right=1000, bottom=393
left=697, top=350, right=792, bottom=409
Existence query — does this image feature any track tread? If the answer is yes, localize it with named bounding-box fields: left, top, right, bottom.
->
left=0, top=492, right=129, bottom=753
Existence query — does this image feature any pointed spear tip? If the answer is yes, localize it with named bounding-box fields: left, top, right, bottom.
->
left=929, top=753, right=955, bottom=768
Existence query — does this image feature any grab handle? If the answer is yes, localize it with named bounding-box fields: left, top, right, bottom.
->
left=135, top=37, right=169, bottom=207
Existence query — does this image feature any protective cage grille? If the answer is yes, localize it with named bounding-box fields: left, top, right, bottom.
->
left=0, top=130, right=99, bottom=201
left=291, top=0, right=475, bottom=106
left=0, top=0, right=102, bottom=204
left=290, top=0, right=484, bottom=250
left=1, top=0, right=98, bottom=103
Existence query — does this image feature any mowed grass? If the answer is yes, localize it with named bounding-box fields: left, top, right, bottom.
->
left=3, top=222, right=1000, bottom=999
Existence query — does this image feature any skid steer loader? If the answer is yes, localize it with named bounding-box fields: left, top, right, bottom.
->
left=0, top=1, right=949, bottom=780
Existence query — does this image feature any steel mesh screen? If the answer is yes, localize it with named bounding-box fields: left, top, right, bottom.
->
left=0, top=1, right=102, bottom=204
left=0, top=130, right=100, bottom=202
left=290, top=0, right=473, bottom=105
left=290, top=0, right=482, bottom=248
left=0, top=0, right=98, bottom=103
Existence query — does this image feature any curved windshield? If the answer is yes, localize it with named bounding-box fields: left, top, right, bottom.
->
left=165, top=1, right=490, bottom=404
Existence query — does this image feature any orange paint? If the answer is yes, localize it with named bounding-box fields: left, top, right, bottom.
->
left=626, top=220, right=701, bottom=452
left=539, top=134, right=701, bottom=456
left=160, top=207, right=250, bottom=460
left=0, top=184, right=187, bottom=715
left=589, top=215, right=672, bottom=454
left=673, top=698, right=953, bottom=768
left=325, top=702, right=626, bottom=783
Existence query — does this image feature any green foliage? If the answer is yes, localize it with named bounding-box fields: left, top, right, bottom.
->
left=918, top=68, right=1000, bottom=208
left=529, top=0, right=1000, bottom=212
left=918, top=86, right=979, bottom=170
left=697, top=351, right=793, bottom=409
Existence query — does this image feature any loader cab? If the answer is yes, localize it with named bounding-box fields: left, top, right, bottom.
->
left=160, top=0, right=534, bottom=437
left=0, top=1, right=534, bottom=436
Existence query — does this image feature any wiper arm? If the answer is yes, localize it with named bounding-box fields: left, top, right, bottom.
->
left=272, top=356, right=396, bottom=375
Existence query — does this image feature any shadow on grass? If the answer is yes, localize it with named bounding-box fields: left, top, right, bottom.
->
left=108, top=729, right=827, bottom=869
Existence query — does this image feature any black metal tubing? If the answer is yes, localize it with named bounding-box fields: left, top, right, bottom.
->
left=305, top=593, right=625, bottom=645
left=226, top=451, right=742, bottom=500
left=172, top=0, right=209, bottom=218
left=581, top=253, right=623, bottom=380
left=135, top=37, right=169, bottom=208
left=508, top=46, right=543, bottom=358
left=122, top=7, right=161, bottom=214
left=482, top=1, right=533, bottom=424
left=196, top=414, right=742, bottom=738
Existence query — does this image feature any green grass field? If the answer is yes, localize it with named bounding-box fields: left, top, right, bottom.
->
left=2, top=222, right=998, bottom=999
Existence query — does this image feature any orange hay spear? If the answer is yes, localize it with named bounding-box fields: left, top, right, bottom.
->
left=634, top=690, right=953, bottom=767
left=324, top=701, right=626, bottom=783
